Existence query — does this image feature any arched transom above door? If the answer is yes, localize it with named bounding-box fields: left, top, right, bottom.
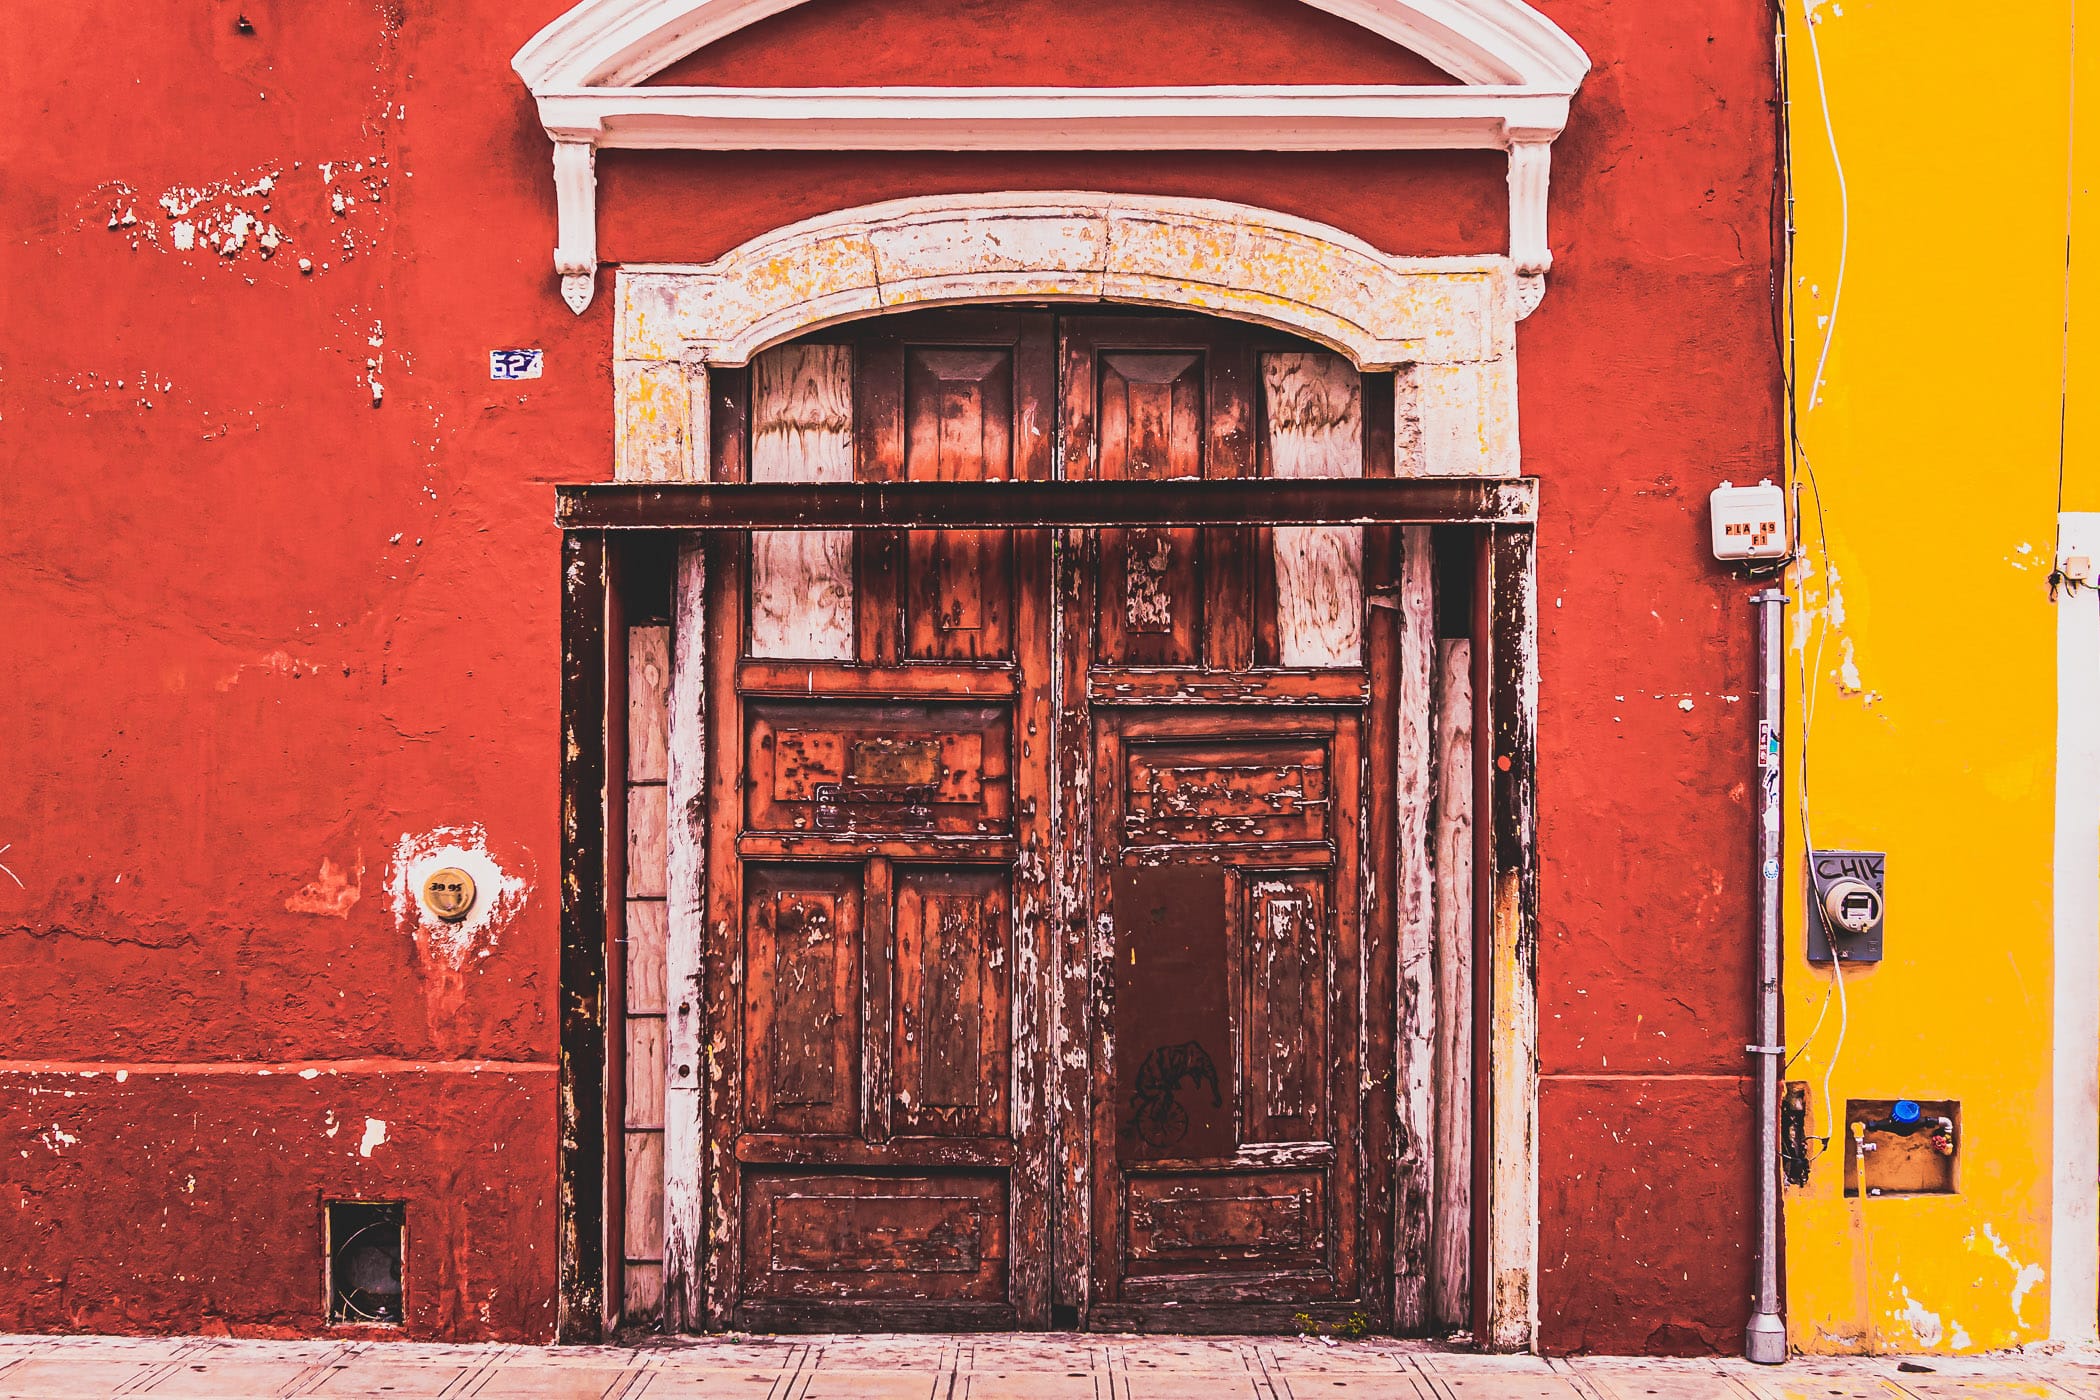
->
left=511, top=0, right=1591, bottom=313
left=612, top=192, right=1526, bottom=481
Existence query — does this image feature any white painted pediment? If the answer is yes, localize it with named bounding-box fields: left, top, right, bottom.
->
left=510, top=0, right=1591, bottom=313
left=514, top=0, right=1590, bottom=90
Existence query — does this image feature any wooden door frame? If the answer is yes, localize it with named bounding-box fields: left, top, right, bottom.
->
left=559, top=483, right=1538, bottom=1343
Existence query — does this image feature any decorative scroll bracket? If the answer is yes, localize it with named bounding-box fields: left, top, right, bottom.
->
left=552, top=138, right=599, bottom=313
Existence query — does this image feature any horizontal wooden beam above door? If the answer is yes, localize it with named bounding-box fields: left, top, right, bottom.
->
left=556, top=478, right=1538, bottom=531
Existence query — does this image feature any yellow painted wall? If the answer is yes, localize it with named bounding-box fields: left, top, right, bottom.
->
left=1782, top=0, right=2083, bottom=1353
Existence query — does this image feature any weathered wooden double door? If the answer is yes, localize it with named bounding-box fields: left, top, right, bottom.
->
left=701, top=309, right=1398, bottom=1331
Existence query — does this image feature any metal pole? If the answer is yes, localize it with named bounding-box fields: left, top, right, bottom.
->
left=1745, top=588, right=1789, bottom=1364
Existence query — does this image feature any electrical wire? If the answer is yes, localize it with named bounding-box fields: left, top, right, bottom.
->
left=1797, top=0, right=1849, bottom=413
left=1775, top=0, right=1852, bottom=1153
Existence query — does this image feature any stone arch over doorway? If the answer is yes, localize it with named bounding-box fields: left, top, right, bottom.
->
left=612, top=191, right=1527, bottom=483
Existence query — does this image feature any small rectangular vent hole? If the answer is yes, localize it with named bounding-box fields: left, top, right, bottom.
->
left=327, top=1200, right=405, bottom=1324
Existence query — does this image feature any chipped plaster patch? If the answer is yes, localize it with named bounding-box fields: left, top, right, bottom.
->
left=95, top=158, right=388, bottom=273
left=387, top=824, right=530, bottom=967
left=358, top=1118, right=388, bottom=1158
left=1972, top=1224, right=2048, bottom=1327
left=215, top=650, right=324, bottom=692
left=285, top=854, right=363, bottom=917
left=38, top=1125, right=79, bottom=1153
left=1894, top=1278, right=1945, bottom=1348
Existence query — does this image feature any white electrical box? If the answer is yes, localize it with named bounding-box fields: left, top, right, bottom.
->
left=1709, top=480, right=1789, bottom=562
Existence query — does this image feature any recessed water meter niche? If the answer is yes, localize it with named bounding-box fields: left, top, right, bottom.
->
left=327, top=1201, right=405, bottom=1324
left=1843, top=1099, right=1959, bottom=1198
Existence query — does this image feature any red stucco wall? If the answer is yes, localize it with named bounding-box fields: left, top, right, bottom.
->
left=0, top=0, right=1778, bottom=1351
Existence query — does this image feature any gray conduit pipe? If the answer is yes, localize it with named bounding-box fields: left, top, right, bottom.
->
left=1745, top=587, right=1789, bottom=1364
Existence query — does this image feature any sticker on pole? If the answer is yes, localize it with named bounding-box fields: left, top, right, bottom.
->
left=489, top=349, right=544, bottom=380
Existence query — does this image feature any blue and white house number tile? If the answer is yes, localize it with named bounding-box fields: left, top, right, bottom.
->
left=489, top=349, right=544, bottom=380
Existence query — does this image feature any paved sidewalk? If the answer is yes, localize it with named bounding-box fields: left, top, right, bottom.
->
left=2, top=1333, right=2096, bottom=1399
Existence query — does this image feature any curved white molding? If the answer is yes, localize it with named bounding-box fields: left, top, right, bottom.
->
left=512, top=0, right=1589, bottom=313
left=611, top=191, right=1524, bottom=480
left=514, top=0, right=1590, bottom=90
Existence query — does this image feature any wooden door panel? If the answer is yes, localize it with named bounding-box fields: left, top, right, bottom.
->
left=707, top=309, right=1056, bottom=1331
left=857, top=311, right=1053, bottom=666
left=1112, top=866, right=1233, bottom=1165
left=1096, top=350, right=1205, bottom=666
left=891, top=866, right=1012, bottom=1138
left=744, top=700, right=1013, bottom=837
left=742, top=866, right=861, bottom=1137
left=740, top=1171, right=1008, bottom=1302
left=1064, top=321, right=1258, bottom=674
left=1120, top=735, right=1333, bottom=848
left=1243, top=872, right=1331, bottom=1144
left=1123, top=1171, right=1328, bottom=1280
left=1090, top=711, right=1365, bottom=1316
left=905, top=346, right=1015, bottom=660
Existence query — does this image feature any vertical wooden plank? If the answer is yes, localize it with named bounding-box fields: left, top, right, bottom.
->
left=625, top=1131, right=668, bottom=1259
left=750, top=344, right=854, bottom=659
left=701, top=541, right=746, bottom=1329
left=1330, top=711, right=1369, bottom=1302
left=625, top=786, right=668, bottom=899
left=1391, top=525, right=1436, bottom=1330
left=1206, top=335, right=1257, bottom=673
left=1481, top=526, right=1539, bottom=1351
left=626, top=1017, right=667, bottom=1129
left=624, top=1262, right=664, bottom=1320
left=1264, top=352, right=1366, bottom=669
left=710, top=364, right=751, bottom=484
left=662, top=540, right=707, bottom=1331
left=558, top=530, right=609, bottom=1342
left=604, top=557, right=629, bottom=1337
left=1432, top=637, right=1476, bottom=1329
left=626, top=899, right=667, bottom=1015
left=854, top=331, right=906, bottom=664
left=1011, top=314, right=1057, bottom=1327
left=863, top=857, right=895, bottom=1145
left=1358, top=526, right=1401, bottom=1332
left=626, top=615, right=675, bottom=1308
left=628, top=626, right=671, bottom=783
left=1052, top=323, right=1099, bottom=1319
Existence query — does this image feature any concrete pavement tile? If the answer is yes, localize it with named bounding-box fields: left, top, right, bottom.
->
left=1259, top=1341, right=1414, bottom=1373
left=1416, top=1358, right=1560, bottom=1375
left=794, top=1372, right=946, bottom=1400
left=140, top=1359, right=318, bottom=1396
left=807, top=1338, right=957, bottom=1371
left=1104, top=1376, right=1270, bottom=1400
left=468, top=1366, right=640, bottom=1398
left=1111, top=1341, right=1263, bottom=1373
left=1267, top=1372, right=1430, bottom=1399
left=1890, top=1383, right=2067, bottom=1399
left=1424, top=1377, right=1584, bottom=1400
left=955, top=1373, right=1106, bottom=1399
left=1569, top=1362, right=1755, bottom=1400
left=1732, top=1380, right=1908, bottom=1400
left=300, top=1361, right=483, bottom=1396
left=622, top=1371, right=787, bottom=1400
left=631, top=1341, right=804, bottom=1372
left=0, top=1358, right=167, bottom=1397
left=957, top=1338, right=1109, bottom=1372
